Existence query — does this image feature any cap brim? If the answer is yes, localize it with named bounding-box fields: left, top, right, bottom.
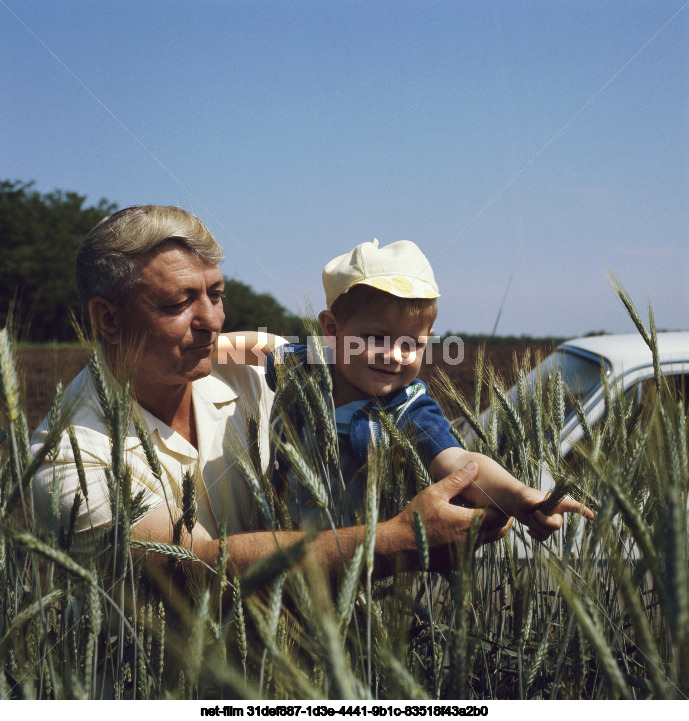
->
left=354, top=275, right=440, bottom=299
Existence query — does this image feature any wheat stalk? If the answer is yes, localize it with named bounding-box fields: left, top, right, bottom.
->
left=129, top=539, right=214, bottom=572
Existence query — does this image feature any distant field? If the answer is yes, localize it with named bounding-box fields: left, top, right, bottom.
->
left=19, top=342, right=554, bottom=432
left=17, top=346, right=89, bottom=431
left=419, top=341, right=554, bottom=407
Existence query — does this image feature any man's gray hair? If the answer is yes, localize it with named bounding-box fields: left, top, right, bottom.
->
left=75, top=205, right=223, bottom=310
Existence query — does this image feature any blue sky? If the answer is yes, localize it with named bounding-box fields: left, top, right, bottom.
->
left=2, top=0, right=688, bottom=337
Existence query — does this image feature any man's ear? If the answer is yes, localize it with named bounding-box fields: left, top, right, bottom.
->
left=88, top=297, right=123, bottom=345
left=318, top=310, right=339, bottom=350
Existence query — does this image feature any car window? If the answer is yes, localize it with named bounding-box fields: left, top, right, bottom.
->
left=634, top=373, right=689, bottom=411
left=565, top=371, right=689, bottom=470
left=516, top=348, right=605, bottom=420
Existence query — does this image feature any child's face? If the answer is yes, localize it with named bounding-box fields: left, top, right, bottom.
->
left=321, top=304, right=433, bottom=406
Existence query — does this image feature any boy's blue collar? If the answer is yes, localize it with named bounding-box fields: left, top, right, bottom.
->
left=360, top=377, right=427, bottom=411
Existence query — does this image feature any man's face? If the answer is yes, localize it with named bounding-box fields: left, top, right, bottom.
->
left=118, top=242, right=225, bottom=391
left=329, top=304, right=432, bottom=406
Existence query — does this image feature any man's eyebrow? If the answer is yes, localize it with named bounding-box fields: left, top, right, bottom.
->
left=160, top=279, right=225, bottom=300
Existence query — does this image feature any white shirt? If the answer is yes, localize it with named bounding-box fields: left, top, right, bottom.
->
left=30, top=360, right=273, bottom=554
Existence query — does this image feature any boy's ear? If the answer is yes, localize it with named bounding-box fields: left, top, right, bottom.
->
left=318, top=310, right=339, bottom=350
left=88, top=297, right=123, bottom=345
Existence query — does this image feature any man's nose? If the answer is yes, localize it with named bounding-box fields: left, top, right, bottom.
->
left=193, top=296, right=224, bottom=332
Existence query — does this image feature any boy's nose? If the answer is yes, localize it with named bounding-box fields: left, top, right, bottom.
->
left=393, top=343, right=418, bottom=365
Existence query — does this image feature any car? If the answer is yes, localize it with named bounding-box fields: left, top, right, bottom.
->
left=462, top=331, right=689, bottom=555
left=534, top=331, right=689, bottom=460
left=464, top=331, right=689, bottom=486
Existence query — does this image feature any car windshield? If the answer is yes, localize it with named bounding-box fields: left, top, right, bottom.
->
left=518, top=348, right=607, bottom=420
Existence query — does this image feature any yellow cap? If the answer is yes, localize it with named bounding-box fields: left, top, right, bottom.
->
left=322, top=238, right=440, bottom=309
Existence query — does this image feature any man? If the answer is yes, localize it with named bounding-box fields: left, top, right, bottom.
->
left=31, top=205, right=512, bottom=576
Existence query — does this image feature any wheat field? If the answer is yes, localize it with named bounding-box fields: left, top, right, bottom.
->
left=0, top=289, right=687, bottom=700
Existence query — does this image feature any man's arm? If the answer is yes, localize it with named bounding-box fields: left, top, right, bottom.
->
left=133, top=462, right=513, bottom=578
left=430, top=447, right=594, bottom=542
left=215, top=331, right=288, bottom=366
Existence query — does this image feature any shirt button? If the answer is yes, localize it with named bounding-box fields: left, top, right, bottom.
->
left=305, top=500, right=316, bottom=509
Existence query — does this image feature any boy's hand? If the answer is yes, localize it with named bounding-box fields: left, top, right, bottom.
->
left=430, top=448, right=594, bottom=542
left=508, top=485, right=594, bottom=541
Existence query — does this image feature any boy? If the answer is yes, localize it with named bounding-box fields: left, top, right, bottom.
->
left=234, top=239, right=592, bottom=538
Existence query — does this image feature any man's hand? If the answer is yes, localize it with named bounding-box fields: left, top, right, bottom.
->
left=379, top=462, right=513, bottom=573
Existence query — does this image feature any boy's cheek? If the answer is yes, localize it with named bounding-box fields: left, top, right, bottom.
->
left=367, top=349, right=389, bottom=364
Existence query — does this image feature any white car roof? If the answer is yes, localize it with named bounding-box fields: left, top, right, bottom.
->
left=560, top=332, right=689, bottom=375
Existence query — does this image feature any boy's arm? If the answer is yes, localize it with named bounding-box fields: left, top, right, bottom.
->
left=215, top=331, right=288, bottom=366
left=429, top=447, right=593, bottom=541
left=430, top=447, right=526, bottom=515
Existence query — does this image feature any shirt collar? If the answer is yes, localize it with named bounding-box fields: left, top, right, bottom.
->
left=192, top=369, right=239, bottom=406
left=369, top=378, right=426, bottom=412
left=85, top=362, right=238, bottom=457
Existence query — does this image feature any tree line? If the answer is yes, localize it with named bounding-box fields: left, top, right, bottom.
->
left=441, top=331, right=568, bottom=346
left=0, top=180, right=304, bottom=342
left=1, top=179, right=591, bottom=346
